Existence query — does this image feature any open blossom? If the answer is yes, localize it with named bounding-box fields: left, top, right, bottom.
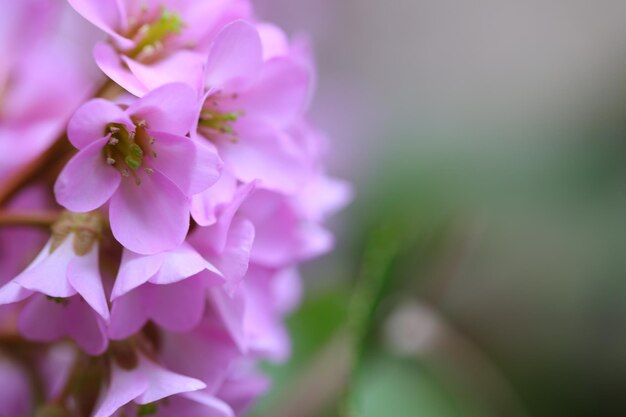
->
left=196, top=20, right=312, bottom=193
left=68, top=0, right=251, bottom=96
left=92, top=353, right=206, bottom=417
left=0, top=0, right=350, bottom=415
left=54, top=82, right=221, bottom=254
left=108, top=243, right=222, bottom=338
left=0, top=211, right=108, bottom=319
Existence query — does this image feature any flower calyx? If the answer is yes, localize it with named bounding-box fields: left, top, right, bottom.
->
left=50, top=211, right=105, bottom=256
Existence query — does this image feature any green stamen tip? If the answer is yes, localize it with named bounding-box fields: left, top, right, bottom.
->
left=223, top=112, right=239, bottom=121
left=125, top=155, right=142, bottom=170
left=130, top=143, right=144, bottom=159
left=130, top=10, right=183, bottom=57
left=160, top=11, right=183, bottom=34
left=46, top=296, right=69, bottom=305
left=137, top=403, right=158, bottom=416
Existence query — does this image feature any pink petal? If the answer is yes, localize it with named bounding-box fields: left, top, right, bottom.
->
left=293, top=175, right=353, bottom=222
left=180, top=392, right=235, bottom=417
left=18, top=295, right=108, bottom=355
left=94, top=42, right=149, bottom=97
left=66, top=298, right=109, bottom=355
left=190, top=166, right=237, bottom=227
left=134, top=356, right=206, bottom=404
left=243, top=278, right=290, bottom=361
left=256, top=23, right=289, bottom=60
left=151, top=276, right=207, bottom=332
left=148, top=131, right=221, bottom=195
left=67, top=0, right=133, bottom=49
left=205, top=20, right=262, bottom=89
left=109, top=285, right=153, bottom=340
left=54, top=138, right=121, bottom=213
left=297, top=222, right=334, bottom=261
left=123, top=50, right=206, bottom=95
left=208, top=287, right=246, bottom=353
left=216, top=218, right=255, bottom=293
left=0, top=282, right=32, bottom=305
left=150, top=243, right=220, bottom=286
left=180, top=0, right=252, bottom=54
left=160, top=319, right=239, bottom=393
left=92, top=363, right=149, bottom=417
left=0, top=355, right=33, bottom=417
left=210, top=182, right=256, bottom=254
left=109, top=170, right=189, bottom=255
left=273, top=267, right=302, bottom=314
left=229, top=57, right=311, bottom=128
left=0, top=237, right=50, bottom=304
left=18, top=296, right=65, bottom=343
left=239, top=191, right=301, bottom=267
left=14, top=239, right=76, bottom=298
left=127, top=83, right=198, bottom=136
left=67, top=244, right=109, bottom=321
left=219, top=120, right=306, bottom=193
left=67, top=99, right=131, bottom=149
left=217, top=370, right=269, bottom=416
left=111, top=250, right=164, bottom=300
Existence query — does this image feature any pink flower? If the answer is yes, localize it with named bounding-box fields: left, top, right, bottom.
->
left=0, top=0, right=350, bottom=414
left=189, top=181, right=256, bottom=292
left=0, top=354, right=33, bottom=417
left=54, top=83, right=221, bottom=254
left=0, top=212, right=109, bottom=322
left=0, top=0, right=100, bottom=178
left=108, top=243, right=222, bottom=339
left=206, top=266, right=297, bottom=362
left=18, top=294, right=108, bottom=355
left=68, top=0, right=252, bottom=96
left=93, top=354, right=206, bottom=417
left=196, top=20, right=312, bottom=193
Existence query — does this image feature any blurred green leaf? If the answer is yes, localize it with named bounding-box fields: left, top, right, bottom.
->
left=353, top=353, right=462, bottom=417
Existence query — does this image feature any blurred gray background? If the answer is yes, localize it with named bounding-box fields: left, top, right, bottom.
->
left=253, top=2, right=626, bottom=416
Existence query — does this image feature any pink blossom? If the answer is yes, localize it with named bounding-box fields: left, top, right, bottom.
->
left=196, top=20, right=312, bottom=193
left=93, top=354, right=206, bottom=417
left=0, top=0, right=349, bottom=414
left=108, top=244, right=222, bottom=338
left=0, top=212, right=109, bottom=322
left=0, top=0, right=100, bottom=178
left=68, top=0, right=252, bottom=96
left=0, top=354, right=33, bottom=416
left=18, top=294, right=108, bottom=355
left=54, top=83, right=221, bottom=254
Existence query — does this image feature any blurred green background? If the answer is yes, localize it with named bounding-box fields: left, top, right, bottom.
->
left=251, top=1, right=626, bottom=416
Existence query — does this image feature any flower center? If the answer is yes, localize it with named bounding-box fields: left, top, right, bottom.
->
left=127, top=9, right=184, bottom=60
left=104, top=122, right=157, bottom=184
left=199, top=109, right=240, bottom=135
left=199, top=93, right=244, bottom=142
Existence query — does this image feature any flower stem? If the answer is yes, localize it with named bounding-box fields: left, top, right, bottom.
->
left=0, top=210, right=60, bottom=228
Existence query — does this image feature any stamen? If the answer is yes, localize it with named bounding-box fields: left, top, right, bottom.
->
left=106, top=157, right=116, bottom=165
left=128, top=10, right=183, bottom=58
left=142, top=44, right=157, bottom=57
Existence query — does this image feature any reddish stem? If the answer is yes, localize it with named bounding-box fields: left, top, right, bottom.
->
left=0, top=210, right=60, bottom=228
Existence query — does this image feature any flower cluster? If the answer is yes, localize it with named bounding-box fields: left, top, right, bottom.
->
left=0, top=1, right=350, bottom=416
